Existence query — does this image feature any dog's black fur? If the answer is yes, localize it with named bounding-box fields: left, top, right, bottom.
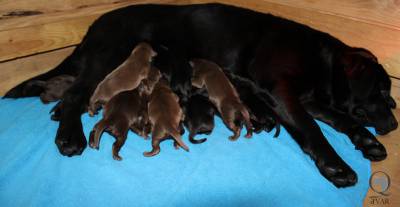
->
left=4, top=3, right=397, bottom=187
left=224, top=70, right=279, bottom=136
left=183, top=91, right=216, bottom=144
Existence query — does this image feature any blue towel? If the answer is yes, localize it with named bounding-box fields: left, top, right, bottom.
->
left=0, top=98, right=370, bottom=207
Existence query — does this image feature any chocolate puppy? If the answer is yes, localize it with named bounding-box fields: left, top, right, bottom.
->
left=183, top=92, right=216, bottom=144
left=88, top=42, right=157, bottom=116
left=89, top=89, right=146, bottom=160
left=89, top=67, right=162, bottom=160
left=190, top=59, right=253, bottom=141
left=145, top=78, right=189, bottom=157
left=28, top=75, right=75, bottom=104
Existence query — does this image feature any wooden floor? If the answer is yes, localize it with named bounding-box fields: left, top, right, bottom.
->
left=364, top=109, right=400, bottom=207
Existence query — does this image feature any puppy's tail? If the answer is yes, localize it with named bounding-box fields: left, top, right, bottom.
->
left=89, top=119, right=108, bottom=149
left=169, top=127, right=190, bottom=152
left=272, top=120, right=281, bottom=138
left=189, top=132, right=207, bottom=144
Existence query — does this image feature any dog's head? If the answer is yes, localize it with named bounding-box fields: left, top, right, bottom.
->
left=341, top=48, right=397, bottom=134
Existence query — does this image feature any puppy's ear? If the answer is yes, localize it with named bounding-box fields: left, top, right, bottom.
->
left=151, top=49, right=157, bottom=57
left=189, top=61, right=195, bottom=68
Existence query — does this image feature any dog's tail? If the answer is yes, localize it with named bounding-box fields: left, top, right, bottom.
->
left=188, top=131, right=207, bottom=144
left=3, top=50, right=79, bottom=99
left=89, top=119, right=108, bottom=150
left=169, top=126, right=190, bottom=152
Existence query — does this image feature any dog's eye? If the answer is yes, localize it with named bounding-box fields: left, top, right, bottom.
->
left=352, top=107, right=367, bottom=119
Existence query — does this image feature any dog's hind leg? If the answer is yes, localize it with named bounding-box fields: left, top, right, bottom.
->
left=240, top=107, right=253, bottom=138
left=112, top=125, right=129, bottom=161
left=4, top=54, right=78, bottom=98
left=89, top=119, right=108, bottom=150
left=143, top=124, right=163, bottom=157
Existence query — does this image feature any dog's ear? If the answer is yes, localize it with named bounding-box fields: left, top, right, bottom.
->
left=348, top=48, right=378, bottom=62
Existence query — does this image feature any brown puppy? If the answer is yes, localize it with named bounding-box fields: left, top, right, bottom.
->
left=145, top=79, right=189, bottom=157
left=190, top=59, right=253, bottom=141
left=88, top=42, right=157, bottom=116
left=89, top=67, right=162, bottom=160
left=28, top=75, right=76, bottom=104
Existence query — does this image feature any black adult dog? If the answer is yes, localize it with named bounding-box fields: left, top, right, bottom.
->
left=4, top=3, right=397, bottom=187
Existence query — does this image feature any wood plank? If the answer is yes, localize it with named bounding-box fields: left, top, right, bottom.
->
left=0, top=47, right=75, bottom=96
left=0, top=0, right=190, bottom=31
left=364, top=109, right=400, bottom=207
left=0, top=0, right=191, bottom=62
left=391, top=78, right=400, bottom=106
left=260, top=0, right=400, bottom=30
left=0, top=16, right=96, bottom=62
left=192, top=0, right=400, bottom=78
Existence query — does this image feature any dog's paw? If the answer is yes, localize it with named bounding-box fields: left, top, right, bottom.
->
left=55, top=121, right=87, bottom=156
left=317, top=158, right=357, bottom=188
left=351, top=128, right=387, bottom=161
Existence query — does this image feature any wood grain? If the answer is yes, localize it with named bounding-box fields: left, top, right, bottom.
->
left=0, top=0, right=191, bottom=61
left=0, top=47, right=75, bottom=96
left=260, top=0, right=400, bottom=30
left=0, top=16, right=96, bottom=62
left=192, top=0, right=400, bottom=78
left=0, top=0, right=190, bottom=31
left=364, top=109, right=400, bottom=207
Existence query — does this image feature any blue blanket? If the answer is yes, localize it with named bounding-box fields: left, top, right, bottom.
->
left=0, top=98, right=370, bottom=207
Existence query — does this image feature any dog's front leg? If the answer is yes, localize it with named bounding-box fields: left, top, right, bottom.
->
left=55, top=82, right=90, bottom=156
left=304, top=101, right=387, bottom=161
left=270, top=83, right=357, bottom=187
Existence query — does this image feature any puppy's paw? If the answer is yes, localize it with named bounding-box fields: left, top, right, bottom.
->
left=173, top=142, right=180, bottom=150
left=229, top=135, right=239, bottom=141
left=350, top=128, right=387, bottom=161
left=55, top=121, right=87, bottom=156
left=88, top=131, right=99, bottom=150
left=113, top=154, right=122, bottom=161
left=317, top=158, right=357, bottom=188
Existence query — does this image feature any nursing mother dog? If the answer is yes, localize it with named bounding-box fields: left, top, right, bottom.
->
left=4, top=3, right=397, bottom=187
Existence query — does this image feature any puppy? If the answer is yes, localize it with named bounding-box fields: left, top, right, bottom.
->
left=28, top=75, right=75, bottom=104
left=88, top=42, right=157, bottom=116
left=224, top=71, right=280, bottom=137
left=190, top=59, right=253, bottom=141
left=89, top=68, right=162, bottom=160
left=145, top=78, right=189, bottom=157
left=183, top=92, right=216, bottom=144
left=89, top=89, right=146, bottom=160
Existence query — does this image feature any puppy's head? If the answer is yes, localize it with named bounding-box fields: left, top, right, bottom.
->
left=190, top=59, right=211, bottom=88
left=341, top=48, right=397, bottom=134
left=139, top=66, right=162, bottom=96
left=134, top=42, right=157, bottom=61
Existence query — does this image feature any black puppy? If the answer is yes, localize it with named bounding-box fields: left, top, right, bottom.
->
left=5, top=3, right=396, bottom=187
left=183, top=91, right=216, bottom=144
left=224, top=70, right=279, bottom=136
